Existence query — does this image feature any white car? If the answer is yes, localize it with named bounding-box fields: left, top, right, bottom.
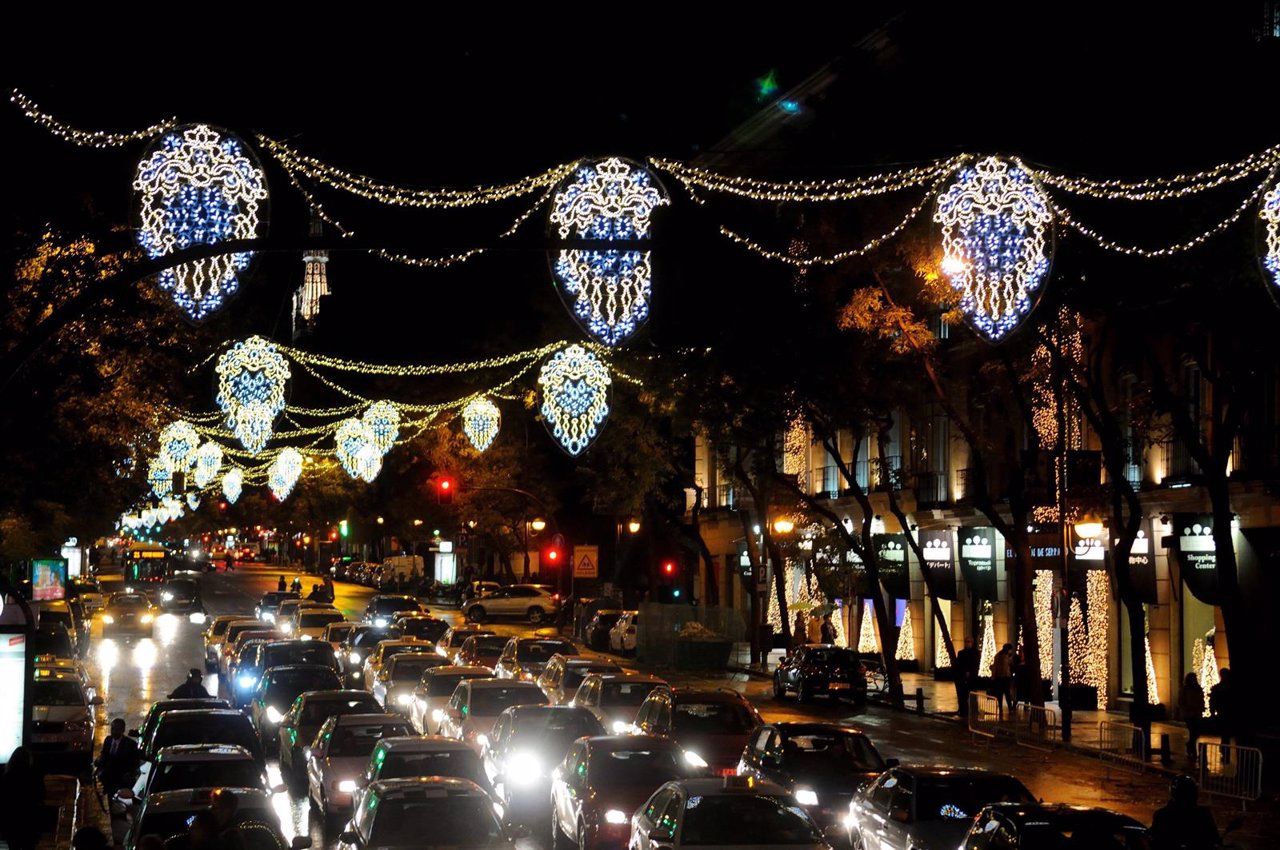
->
left=570, top=672, right=668, bottom=734
left=69, top=579, right=105, bottom=615
left=305, top=712, right=411, bottom=822
left=435, top=625, right=496, bottom=662
left=437, top=678, right=547, bottom=753
left=361, top=639, right=436, bottom=690
left=133, top=743, right=267, bottom=799
left=293, top=607, right=346, bottom=640
left=407, top=666, right=491, bottom=735
left=537, top=655, right=623, bottom=705
left=31, top=665, right=102, bottom=767
left=629, top=777, right=830, bottom=850
left=610, top=611, right=640, bottom=654
left=463, top=584, right=560, bottom=625
left=277, top=599, right=332, bottom=636
left=354, top=736, right=494, bottom=811
left=371, top=653, right=450, bottom=712
left=324, top=622, right=359, bottom=656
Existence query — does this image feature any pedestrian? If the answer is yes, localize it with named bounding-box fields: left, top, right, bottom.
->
left=224, top=553, right=234, bottom=572
left=1149, top=775, right=1218, bottom=850
left=1012, top=648, right=1032, bottom=708
left=1178, top=672, right=1206, bottom=764
left=0, top=746, right=46, bottom=850
left=277, top=575, right=286, bottom=592
left=94, top=718, right=141, bottom=797
left=806, top=612, right=823, bottom=644
left=1209, top=667, right=1235, bottom=760
left=820, top=613, right=838, bottom=645
left=955, top=637, right=979, bottom=717
left=990, top=643, right=1015, bottom=719
left=169, top=668, right=212, bottom=699
left=290, top=576, right=302, bottom=594
left=792, top=612, right=808, bottom=652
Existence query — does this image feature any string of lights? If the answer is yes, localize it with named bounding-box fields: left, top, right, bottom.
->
left=282, top=340, right=566, bottom=376
left=11, top=89, right=177, bottom=147
left=652, top=156, right=961, bottom=202
left=1031, top=145, right=1280, bottom=200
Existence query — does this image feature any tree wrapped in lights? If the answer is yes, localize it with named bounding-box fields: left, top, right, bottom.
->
left=934, top=156, right=1053, bottom=341
left=548, top=157, right=669, bottom=346
left=268, top=448, right=303, bottom=501
left=133, top=124, right=268, bottom=321
left=462, top=396, right=501, bottom=452
left=858, top=600, right=879, bottom=653
left=222, top=468, right=243, bottom=504
left=978, top=610, right=997, bottom=676
left=147, top=455, right=173, bottom=498
left=1144, top=633, right=1160, bottom=705
left=538, top=344, right=611, bottom=455
left=1263, top=181, right=1280, bottom=293
left=895, top=606, right=916, bottom=661
left=159, top=421, right=200, bottom=469
left=215, top=336, right=290, bottom=455
left=193, top=442, right=223, bottom=488
left=362, top=401, right=400, bottom=454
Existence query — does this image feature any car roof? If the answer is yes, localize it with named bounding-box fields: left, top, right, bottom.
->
left=149, top=698, right=229, bottom=712
left=767, top=722, right=870, bottom=737
left=377, top=735, right=475, bottom=753
left=368, top=776, right=489, bottom=800
left=158, top=709, right=249, bottom=721
left=666, top=688, right=749, bottom=704
left=377, top=639, right=434, bottom=649
left=299, top=689, right=377, bottom=703
left=372, top=594, right=418, bottom=602
left=469, top=678, right=542, bottom=690
left=142, top=787, right=272, bottom=812
left=426, top=666, right=492, bottom=677
left=593, top=672, right=666, bottom=685
left=507, top=704, right=594, bottom=720
left=33, top=667, right=83, bottom=683
left=39, top=600, right=70, bottom=612
left=265, top=639, right=332, bottom=650
left=893, top=765, right=1018, bottom=779
left=263, top=664, right=338, bottom=678
left=798, top=643, right=848, bottom=650
left=514, top=636, right=572, bottom=645
left=585, top=735, right=682, bottom=752
left=561, top=657, right=620, bottom=669
left=153, top=744, right=255, bottom=762
left=671, top=777, right=790, bottom=796
left=331, top=713, right=406, bottom=728
left=983, top=803, right=1146, bottom=827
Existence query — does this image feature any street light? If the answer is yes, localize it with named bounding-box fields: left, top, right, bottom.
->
left=772, top=517, right=795, bottom=535
left=627, top=517, right=641, bottom=534
left=376, top=516, right=384, bottom=525
left=530, top=517, right=547, bottom=533
left=1074, top=512, right=1104, bottom=540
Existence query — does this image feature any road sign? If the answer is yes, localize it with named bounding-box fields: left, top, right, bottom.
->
left=574, top=545, right=598, bottom=579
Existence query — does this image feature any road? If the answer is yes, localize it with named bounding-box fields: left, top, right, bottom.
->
left=77, top=563, right=1273, bottom=850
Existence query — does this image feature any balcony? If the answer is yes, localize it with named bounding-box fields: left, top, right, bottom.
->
left=914, top=470, right=949, bottom=507
left=715, top=483, right=736, bottom=509
left=808, top=465, right=842, bottom=499
left=854, top=455, right=903, bottom=492
left=1156, top=439, right=1200, bottom=486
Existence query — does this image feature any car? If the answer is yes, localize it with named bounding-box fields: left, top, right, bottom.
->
left=408, top=666, right=492, bottom=735
left=278, top=599, right=335, bottom=636
left=494, top=637, right=578, bottom=681
left=295, top=607, right=348, bottom=640
left=305, top=713, right=413, bottom=822
left=633, top=687, right=763, bottom=775
left=461, top=581, right=503, bottom=606
left=538, top=655, right=623, bottom=705
left=66, top=578, right=105, bottom=615
left=373, top=653, right=451, bottom=712
left=361, top=638, right=436, bottom=689
left=551, top=735, right=698, bottom=850
left=457, top=634, right=509, bottom=669
left=773, top=645, right=869, bottom=704
left=31, top=656, right=94, bottom=695
left=609, top=612, right=640, bottom=655
left=847, top=766, right=1037, bottom=850
left=393, top=614, right=450, bottom=644
left=222, top=626, right=280, bottom=677
left=248, top=665, right=344, bottom=753
left=630, top=776, right=831, bottom=850
left=737, top=723, right=893, bottom=833
left=364, top=594, right=425, bottom=627
left=258, top=638, right=341, bottom=675
left=482, top=704, right=605, bottom=822
left=438, top=678, right=548, bottom=753
left=278, top=689, right=383, bottom=780
left=30, top=625, right=77, bottom=661
left=202, top=615, right=241, bottom=671
left=123, top=787, right=299, bottom=850
left=148, top=709, right=265, bottom=767
left=338, top=625, right=402, bottom=686
left=134, top=743, right=267, bottom=799
left=158, top=576, right=202, bottom=613
left=584, top=609, right=625, bottom=651
left=219, top=620, right=277, bottom=674
left=101, top=593, right=157, bottom=638
left=228, top=639, right=276, bottom=706
left=464, top=584, right=560, bottom=625
left=30, top=665, right=102, bottom=767
left=960, top=803, right=1152, bottom=849
left=356, top=735, right=494, bottom=808
left=134, top=698, right=231, bottom=760
left=324, top=621, right=359, bottom=655
left=570, top=673, right=668, bottom=734
left=37, top=601, right=89, bottom=658
left=335, top=777, right=510, bottom=850
left=257, top=591, right=300, bottom=621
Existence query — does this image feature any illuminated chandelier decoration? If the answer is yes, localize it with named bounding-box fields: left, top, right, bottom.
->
left=935, top=156, right=1054, bottom=342
left=548, top=157, right=668, bottom=347
left=222, top=468, right=243, bottom=504
left=148, top=455, right=173, bottom=498
left=159, top=420, right=200, bottom=469
left=355, top=443, right=383, bottom=483
left=215, top=336, right=290, bottom=455
left=1263, top=180, right=1280, bottom=293
left=193, top=442, right=224, bottom=488
left=133, top=124, right=269, bottom=321
left=461, top=396, right=501, bottom=452
left=335, top=418, right=375, bottom=480
left=362, top=401, right=400, bottom=455
left=186, top=492, right=201, bottom=511
left=268, top=448, right=303, bottom=501
left=538, top=344, right=611, bottom=456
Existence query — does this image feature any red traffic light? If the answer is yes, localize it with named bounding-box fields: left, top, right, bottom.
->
left=547, top=548, right=560, bottom=562
left=434, top=475, right=456, bottom=505
left=663, top=560, right=676, bottom=575
left=439, top=478, right=452, bottom=492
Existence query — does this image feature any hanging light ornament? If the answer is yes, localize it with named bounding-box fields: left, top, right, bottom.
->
left=159, top=421, right=201, bottom=469
left=142, top=506, right=159, bottom=527
left=934, top=156, right=1054, bottom=342
left=461, top=396, right=501, bottom=452
left=186, top=492, right=201, bottom=511
left=215, top=336, right=290, bottom=455
left=268, top=448, right=303, bottom=501
left=1262, top=180, right=1280, bottom=297
left=362, top=401, right=400, bottom=455
left=193, top=442, right=224, bottom=488
left=538, top=344, right=611, bottom=456
left=148, top=455, right=173, bottom=498
left=548, top=157, right=669, bottom=347
left=222, top=468, right=243, bottom=504
left=161, top=495, right=185, bottom=522
left=133, top=124, right=269, bottom=321
left=335, top=418, right=373, bottom=479
left=355, top=443, right=383, bottom=483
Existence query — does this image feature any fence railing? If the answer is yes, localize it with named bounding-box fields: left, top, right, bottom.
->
left=1013, top=703, right=1060, bottom=751
left=808, top=465, right=842, bottom=499
left=1197, top=742, right=1263, bottom=808
left=967, top=693, right=1003, bottom=741
left=715, top=483, right=735, bottom=509
left=913, top=470, right=949, bottom=507
left=1097, top=721, right=1148, bottom=776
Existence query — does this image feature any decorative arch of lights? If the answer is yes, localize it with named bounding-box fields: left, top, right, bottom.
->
left=934, top=156, right=1054, bottom=342
left=462, top=396, right=501, bottom=453
left=268, top=448, right=303, bottom=501
left=134, top=124, right=269, bottom=322
left=193, top=442, right=224, bottom=488
left=222, top=468, right=244, bottom=504
left=215, top=336, right=291, bottom=455
left=548, top=157, right=669, bottom=347
left=159, top=420, right=201, bottom=469
left=1263, top=181, right=1280, bottom=296
left=538, top=344, right=611, bottom=456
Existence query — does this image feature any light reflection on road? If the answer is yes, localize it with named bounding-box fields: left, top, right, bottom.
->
left=96, top=638, right=119, bottom=697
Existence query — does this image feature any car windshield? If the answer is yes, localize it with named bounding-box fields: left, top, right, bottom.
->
left=31, top=631, right=73, bottom=656
left=326, top=626, right=354, bottom=643
left=589, top=747, right=685, bottom=786
left=33, top=680, right=84, bottom=705
left=511, top=710, right=602, bottom=750
left=426, top=674, right=476, bottom=697
left=110, top=596, right=149, bottom=608
left=226, top=623, right=267, bottom=643
left=352, top=629, right=399, bottom=648
left=367, top=795, right=503, bottom=846
left=673, top=702, right=755, bottom=735
left=516, top=641, right=574, bottom=661
left=389, top=656, right=443, bottom=682
left=399, top=619, right=449, bottom=642
left=469, top=636, right=508, bottom=654
left=300, top=611, right=345, bottom=628
left=1016, top=814, right=1149, bottom=850
left=300, top=695, right=379, bottom=725
left=564, top=665, right=617, bottom=690
left=166, top=580, right=197, bottom=594
left=446, top=631, right=485, bottom=647
left=805, top=648, right=857, bottom=666
left=377, top=749, right=487, bottom=785
left=329, top=723, right=409, bottom=758
left=149, top=760, right=261, bottom=794
left=265, top=644, right=337, bottom=668
left=777, top=732, right=885, bottom=776
left=680, top=794, right=823, bottom=846
left=238, top=643, right=265, bottom=664
left=41, top=611, right=72, bottom=626
left=470, top=686, right=547, bottom=715
left=153, top=717, right=259, bottom=755
left=264, top=669, right=341, bottom=702
left=602, top=682, right=659, bottom=706
left=915, top=777, right=1036, bottom=821
left=209, top=620, right=234, bottom=637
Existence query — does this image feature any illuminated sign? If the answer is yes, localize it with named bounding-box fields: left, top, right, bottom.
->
left=31, top=559, right=67, bottom=602
left=0, top=634, right=28, bottom=763
left=131, top=550, right=166, bottom=560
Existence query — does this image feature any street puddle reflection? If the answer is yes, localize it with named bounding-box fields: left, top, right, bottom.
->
left=96, top=638, right=119, bottom=696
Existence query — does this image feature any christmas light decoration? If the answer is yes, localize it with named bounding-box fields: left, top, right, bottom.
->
left=1144, top=633, right=1160, bottom=706
left=1263, top=181, right=1280, bottom=290
left=134, top=124, right=268, bottom=321
left=462, top=397, right=501, bottom=452
left=215, top=336, right=291, bottom=455
left=159, top=420, right=201, bottom=469
left=858, top=601, right=879, bottom=653
left=268, top=448, right=303, bottom=501
left=935, top=157, right=1053, bottom=342
left=547, top=158, right=669, bottom=346
left=355, top=443, right=382, bottom=483
left=1034, top=573, right=1057, bottom=685
left=935, top=634, right=951, bottom=669
left=148, top=455, right=173, bottom=498
left=193, top=442, right=223, bottom=488
left=222, top=468, right=243, bottom=504
left=766, top=562, right=847, bottom=647
left=335, top=418, right=374, bottom=479
left=652, top=156, right=961, bottom=202
left=1193, top=637, right=1220, bottom=718
left=895, top=606, right=916, bottom=661
left=978, top=610, right=997, bottom=676
left=362, top=401, right=400, bottom=454
left=11, top=89, right=177, bottom=147
left=538, top=344, right=611, bottom=456
left=187, top=492, right=200, bottom=511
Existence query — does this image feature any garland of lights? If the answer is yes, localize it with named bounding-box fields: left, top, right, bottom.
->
left=1263, top=181, right=1280, bottom=291
left=10, top=89, right=177, bottom=147
left=895, top=605, right=916, bottom=662
left=215, top=336, right=291, bottom=455
left=268, top=447, right=303, bottom=501
left=462, top=397, right=502, bottom=452
left=134, top=124, right=268, bottom=321
left=538, top=344, right=612, bottom=456
left=978, top=609, right=997, bottom=678
left=652, top=156, right=962, bottom=202
left=159, top=420, right=201, bottom=469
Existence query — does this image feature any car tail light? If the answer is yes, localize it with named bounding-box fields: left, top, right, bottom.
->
left=552, top=593, right=560, bottom=601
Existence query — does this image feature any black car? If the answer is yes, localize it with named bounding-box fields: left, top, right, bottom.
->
left=338, top=625, right=401, bottom=686
left=961, top=803, right=1152, bottom=849
left=584, top=609, right=624, bottom=651
left=393, top=615, right=449, bottom=644
left=363, top=595, right=424, bottom=627
left=148, top=708, right=265, bottom=767
left=633, top=686, right=763, bottom=774
left=30, top=625, right=76, bottom=659
left=159, top=577, right=201, bottom=613
left=256, top=591, right=299, bottom=621
left=773, top=644, right=868, bottom=703
left=249, top=665, right=344, bottom=752
left=134, top=698, right=230, bottom=759
left=258, top=639, right=340, bottom=674
left=738, top=722, right=892, bottom=831
left=102, top=593, right=157, bottom=638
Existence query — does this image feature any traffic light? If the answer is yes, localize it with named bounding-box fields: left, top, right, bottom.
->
left=435, top=475, right=455, bottom=505
left=662, top=560, right=676, bottom=576
left=542, top=543, right=563, bottom=568
left=658, top=558, right=681, bottom=602
left=339, top=520, right=349, bottom=538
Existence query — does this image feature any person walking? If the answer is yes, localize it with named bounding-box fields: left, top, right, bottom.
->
left=954, top=637, right=979, bottom=717
left=277, top=575, right=287, bottom=592
left=95, top=718, right=141, bottom=797
left=0, top=746, right=46, bottom=850
left=1178, top=673, right=1206, bottom=764
left=791, top=612, right=808, bottom=652
left=1012, top=648, right=1032, bottom=709
left=820, top=613, right=838, bottom=645
left=990, top=643, right=1015, bottom=719
left=806, top=612, right=823, bottom=644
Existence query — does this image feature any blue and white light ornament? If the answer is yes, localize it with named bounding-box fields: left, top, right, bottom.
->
left=362, top=401, right=400, bottom=454
left=548, top=158, right=668, bottom=347
left=148, top=455, right=173, bottom=498
left=193, top=442, right=224, bottom=488
left=222, top=468, right=243, bottom=504
left=134, top=124, right=269, bottom=322
left=187, top=492, right=201, bottom=511
left=335, top=418, right=374, bottom=480
left=159, top=421, right=200, bottom=469
left=461, top=397, right=501, bottom=453
left=537, top=344, right=611, bottom=456
left=215, top=336, right=291, bottom=455
left=1262, top=180, right=1280, bottom=296
left=934, top=156, right=1054, bottom=342
left=268, top=448, right=303, bottom=501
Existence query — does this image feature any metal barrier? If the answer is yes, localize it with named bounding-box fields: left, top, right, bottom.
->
left=1097, top=721, right=1148, bottom=776
left=1014, top=703, right=1060, bottom=751
left=1197, top=742, right=1263, bottom=808
left=968, top=693, right=1003, bottom=741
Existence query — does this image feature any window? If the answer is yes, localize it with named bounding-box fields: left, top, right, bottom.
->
left=645, top=788, right=677, bottom=823
left=869, top=773, right=899, bottom=811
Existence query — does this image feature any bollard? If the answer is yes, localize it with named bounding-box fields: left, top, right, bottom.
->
left=1158, top=733, right=1172, bottom=767
left=915, top=687, right=924, bottom=715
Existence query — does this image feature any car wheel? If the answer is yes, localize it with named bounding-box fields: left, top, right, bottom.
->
left=577, top=819, right=588, bottom=850
left=551, top=813, right=573, bottom=850
left=772, top=675, right=785, bottom=699
left=467, top=606, right=486, bottom=624
left=798, top=680, right=813, bottom=704
left=528, top=607, right=545, bottom=625
left=848, top=826, right=866, bottom=850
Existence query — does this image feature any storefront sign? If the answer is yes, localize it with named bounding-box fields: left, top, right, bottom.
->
left=0, top=633, right=28, bottom=764
left=1068, top=525, right=1107, bottom=594
left=919, top=530, right=957, bottom=600
left=875, top=534, right=910, bottom=599
left=1007, top=527, right=1064, bottom=570
left=1115, top=521, right=1157, bottom=604
left=31, top=559, right=67, bottom=602
left=959, top=527, right=999, bottom=600
left=1173, top=513, right=1219, bottom=605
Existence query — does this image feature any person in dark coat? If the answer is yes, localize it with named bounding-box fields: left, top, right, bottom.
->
left=1150, top=775, right=1218, bottom=850
left=0, top=746, right=46, bottom=850
left=168, top=669, right=212, bottom=699
left=277, top=575, right=287, bottom=592
left=819, top=613, right=838, bottom=645
left=95, top=718, right=141, bottom=796
left=955, top=637, right=979, bottom=717
left=1209, top=667, right=1236, bottom=760
left=1178, top=673, right=1206, bottom=763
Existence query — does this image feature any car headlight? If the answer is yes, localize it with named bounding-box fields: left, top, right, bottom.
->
left=396, top=693, right=413, bottom=706
left=349, top=652, right=361, bottom=665
left=281, top=623, right=293, bottom=633
left=190, top=612, right=206, bottom=625
left=794, top=788, right=819, bottom=807
left=238, top=674, right=259, bottom=691
left=264, top=613, right=276, bottom=622
left=506, top=752, right=543, bottom=785
left=611, top=720, right=630, bottom=734
left=265, top=705, right=284, bottom=724
left=374, top=617, right=387, bottom=628
left=684, top=750, right=708, bottom=768
left=161, top=591, right=174, bottom=601
left=604, top=809, right=628, bottom=825
left=475, top=734, right=489, bottom=749
left=431, top=709, right=444, bottom=723
left=300, top=634, right=313, bottom=641
left=337, top=779, right=357, bottom=793
left=102, top=615, right=114, bottom=624
left=140, top=614, right=154, bottom=624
